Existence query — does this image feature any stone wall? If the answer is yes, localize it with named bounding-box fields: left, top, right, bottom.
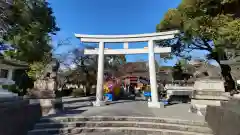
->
left=205, top=102, right=240, bottom=135
left=0, top=99, right=42, bottom=135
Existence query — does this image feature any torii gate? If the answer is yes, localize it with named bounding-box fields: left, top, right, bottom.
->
left=75, top=30, right=179, bottom=108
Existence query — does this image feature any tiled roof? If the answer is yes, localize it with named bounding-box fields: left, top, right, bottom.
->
left=119, top=62, right=148, bottom=73
left=116, top=62, right=173, bottom=82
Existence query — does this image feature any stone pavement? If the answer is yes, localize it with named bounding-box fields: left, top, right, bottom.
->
left=48, top=97, right=205, bottom=122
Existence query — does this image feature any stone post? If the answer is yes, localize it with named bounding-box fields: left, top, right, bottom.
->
left=94, top=42, right=105, bottom=106
left=7, top=69, right=13, bottom=80
left=147, top=40, right=163, bottom=108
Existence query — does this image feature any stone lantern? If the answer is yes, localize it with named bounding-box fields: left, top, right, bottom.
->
left=28, top=57, right=63, bottom=116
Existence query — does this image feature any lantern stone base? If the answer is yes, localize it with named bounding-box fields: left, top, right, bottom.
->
left=148, top=101, right=164, bottom=108
left=40, top=98, right=63, bottom=116
left=92, top=100, right=106, bottom=107
left=29, top=98, right=63, bottom=116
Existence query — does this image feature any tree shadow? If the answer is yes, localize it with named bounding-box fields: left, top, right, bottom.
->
left=62, top=96, right=95, bottom=104
left=105, top=100, right=137, bottom=105
left=0, top=99, right=44, bottom=135
left=164, top=102, right=179, bottom=107
left=44, top=109, right=86, bottom=118
left=63, top=104, right=92, bottom=110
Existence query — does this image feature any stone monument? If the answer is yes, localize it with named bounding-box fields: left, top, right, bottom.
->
left=27, top=57, right=63, bottom=116
left=189, top=62, right=229, bottom=116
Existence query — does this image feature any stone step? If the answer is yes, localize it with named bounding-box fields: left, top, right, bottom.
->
left=28, top=127, right=213, bottom=135
left=33, top=121, right=212, bottom=134
left=39, top=116, right=208, bottom=127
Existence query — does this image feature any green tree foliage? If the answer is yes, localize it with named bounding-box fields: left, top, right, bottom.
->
left=172, top=62, right=184, bottom=80
left=27, top=52, right=52, bottom=80
left=58, top=47, right=127, bottom=96
left=1, top=0, right=59, bottom=63
left=157, top=0, right=240, bottom=91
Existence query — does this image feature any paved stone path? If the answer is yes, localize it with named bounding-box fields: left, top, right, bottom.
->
left=47, top=97, right=204, bottom=121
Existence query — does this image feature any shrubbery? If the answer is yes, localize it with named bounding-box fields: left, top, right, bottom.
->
left=2, top=84, right=23, bottom=96
left=71, top=88, right=85, bottom=97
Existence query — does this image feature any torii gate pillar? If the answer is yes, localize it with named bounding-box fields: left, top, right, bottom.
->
left=95, top=41, right=105, bottom=106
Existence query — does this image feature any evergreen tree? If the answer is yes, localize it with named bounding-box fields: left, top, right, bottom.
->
left=172, top=62, right=184, bottom=80
left=156, top=0, right=240, bottom=91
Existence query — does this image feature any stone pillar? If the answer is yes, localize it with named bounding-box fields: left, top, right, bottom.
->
left=7, top=69, right=13, bottom=80
left=94, top=42, right=105, bottom=106
left=147, top=40, right=163, bottom=108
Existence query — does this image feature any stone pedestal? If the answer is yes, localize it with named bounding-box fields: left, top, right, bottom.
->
left=148, top=101, right=164, bottom=108
left=190, top=79, right=229, bottom=116
left=39, top=98, right=62, bottom=116
left=28, top=79, right=63, bottom=116
left=92, top=100, right=105, bottom=107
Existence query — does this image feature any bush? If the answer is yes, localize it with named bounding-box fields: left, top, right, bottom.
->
left=2, top=84, right=22, bottom=95
left=2, top=85, right=9, bottom=90
left=55, top=88, right=73, bottom=97
left=71, top=88, right=85, bottom=97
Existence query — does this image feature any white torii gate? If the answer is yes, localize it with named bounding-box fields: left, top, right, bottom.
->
left=75, top=30, right=179, bottom=108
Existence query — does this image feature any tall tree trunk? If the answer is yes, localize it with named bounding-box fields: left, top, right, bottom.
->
left=85, top=83, right=91, bottom=96
left=85, top=74, right=91, bottom=96
left=214, top=58, right=236, bottom=92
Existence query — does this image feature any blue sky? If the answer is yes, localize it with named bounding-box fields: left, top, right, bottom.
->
left=49, top=0, right=210, bottom=66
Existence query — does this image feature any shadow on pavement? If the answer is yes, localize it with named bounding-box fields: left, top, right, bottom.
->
left=62, top=96, right=95, bottom=104
left=63, top=104, right=92, bottom=110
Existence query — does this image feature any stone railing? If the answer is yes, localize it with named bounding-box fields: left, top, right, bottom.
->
left=0, top=99, right=42, bottom=135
